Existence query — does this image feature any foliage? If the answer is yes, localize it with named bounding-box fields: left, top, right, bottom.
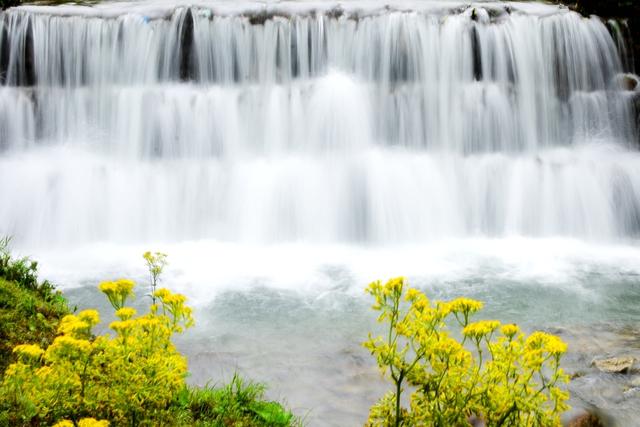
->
left=0, top=237, right=58, bottom=297
left=172, top=375, right=296, bottom=426
left=0, top=237, right=69, bottom=375
left=364, top=277, right=570, bottom=427
left=0, top=278, right=193, bottom=426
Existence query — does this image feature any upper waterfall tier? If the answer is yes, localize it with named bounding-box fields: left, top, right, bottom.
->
left=0, top=2, right=624, bottom=88
left=0, top=1, right=636, bottom=154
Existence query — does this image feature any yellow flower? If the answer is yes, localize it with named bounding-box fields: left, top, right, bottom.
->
left=115, top=307, right=137, bottom=320
left=154, top=288, right=171, bottom=300
left=114, top=278, right=135, bottom=294
left=543, top=334, right=568, bottom=356
left=98, top=281, right=117, bottom=293
left=447, top=297, right=483, bottom=315
left=405, top=288, right=424, bottom=301
left=78, top=418, right=110, bottom=427
left=58, top=315, right=90, bottom=336
left=163, top=293, right=186, bottom=305
left=463, top=320, right=501, bottom=339
left=13, top=344, right=44, bottom=359
left=53, top=421, right=75, bottom=427
left=46, top=336, right=92, bottom=359
left=78, top=309, right=100, bottom=326
left=501, top=324, right=520, bottom=338
left=110, top=320, right=134, bottom=334
left=100, top=279, right=135, bottom=309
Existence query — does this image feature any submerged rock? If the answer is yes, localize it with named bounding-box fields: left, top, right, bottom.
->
left=593, top=356, right=635, bottom=374
left=567, top=412, right=605, bottom=427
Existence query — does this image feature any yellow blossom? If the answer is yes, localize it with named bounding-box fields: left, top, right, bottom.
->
left=543, top=334, right=568, bottom=356
left=447, top=297, right=483, bottom=315
left=58, top=315, right=90, bottom=336
left=78, top=418, right=110, bottom=427
left=13, top=344, right=44, bottom=359
left=115, top=307, right=136, bottom=320
left=501, top=324, right=520, bottom=338
left=462, top=320, right=501, bottom=339
left=110, top=320, right=134, bottom=335
left=98, top=281, right=116, bottom=293
left=405, top=288, right=421, bottom=302
left=153, top=288, right=171, bottom=300
left=78, top=309, right=100, bottom=326
left=100, top=279, right=135, bottom=309
left=53, top=421, right=74, bottom=427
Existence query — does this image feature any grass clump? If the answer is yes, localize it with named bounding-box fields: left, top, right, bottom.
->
left=0, top=237, right=69, bottom=376
left=173, top=375, right=296, bottom=426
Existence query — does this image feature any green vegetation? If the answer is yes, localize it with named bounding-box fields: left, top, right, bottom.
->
left=0, top=242, right=296, bottom=427
left=364, top=277, right=569, bottom=427
left=173, top=376, right=295, bottom=426
left=0, top=237, right=69, bottom=375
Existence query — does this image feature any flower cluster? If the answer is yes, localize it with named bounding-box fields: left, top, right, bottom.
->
left=54, top=418, right=109, bottom=427
left=98, top=279, right=134, bottom=310
left=364, top=277, right=570, bottom=427
left=13, top=344, right=44, bottom=361
left=1, top=253, right=194, bottom=426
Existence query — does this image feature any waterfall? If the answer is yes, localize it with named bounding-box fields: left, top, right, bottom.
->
left=0, top=1, right=639, bottom=246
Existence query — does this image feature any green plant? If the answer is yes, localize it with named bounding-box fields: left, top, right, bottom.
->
left=364, top=277, right=569, bottom=427
left=173, top=375, right=296, bottom=426
left=0, top=237, right=69, bottom=377
left=0, top=278, right=193, bottom=426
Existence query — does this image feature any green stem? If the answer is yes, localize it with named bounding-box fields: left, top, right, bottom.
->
left=395, top=370, right=404, bottom=427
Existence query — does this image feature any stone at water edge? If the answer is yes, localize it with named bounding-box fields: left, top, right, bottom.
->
left=567, top=412, right=605, bottom=427
left=592, top=356, right=635, bottom=374
left=614, top=73, right=639, bottom=91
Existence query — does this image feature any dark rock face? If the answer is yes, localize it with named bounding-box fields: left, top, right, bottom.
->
left=560, top=1, right=640, bottom=72
left=0, top=0, right=20, bottom=11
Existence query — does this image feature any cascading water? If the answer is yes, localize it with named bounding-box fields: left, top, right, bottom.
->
left=1, top=1, right=639, bottom=246
left=2, top=2, right=640, bottom=425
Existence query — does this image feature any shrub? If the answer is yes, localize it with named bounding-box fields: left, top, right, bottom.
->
left=364, top=277, right=569, bottom=427
left=0, top=278, right=193, bottom=426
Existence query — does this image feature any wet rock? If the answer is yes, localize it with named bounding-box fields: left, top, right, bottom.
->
left=468, top=415, right=485, bottom=427
left=592, top=356, right=635, bottom=374
left=567, top=412, right=605, bottom=427
left=623, top=386, right=640, bottom=398
left=630, top=376, right=640, bottom=387
left=614, top=73, right=639, bottom=91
